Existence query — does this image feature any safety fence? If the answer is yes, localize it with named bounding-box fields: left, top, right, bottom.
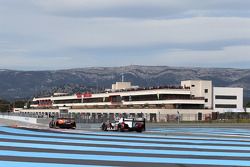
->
left=1, top=111, right=250, bottom=124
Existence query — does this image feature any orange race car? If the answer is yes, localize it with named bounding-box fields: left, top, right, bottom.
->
left=49, top=118, right=76, bottom=129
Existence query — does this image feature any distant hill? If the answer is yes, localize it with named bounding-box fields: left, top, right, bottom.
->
left=1, top=65, right=250, bottom=101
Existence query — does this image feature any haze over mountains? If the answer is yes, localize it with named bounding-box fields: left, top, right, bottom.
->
left=0, top=65, right=250, bottom=101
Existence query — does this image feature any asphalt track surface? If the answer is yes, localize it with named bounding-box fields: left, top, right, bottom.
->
left=0, top=124, right=250, bottom=166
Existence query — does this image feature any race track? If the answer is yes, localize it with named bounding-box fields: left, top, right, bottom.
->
left=0, top=125, right=250, bottom=167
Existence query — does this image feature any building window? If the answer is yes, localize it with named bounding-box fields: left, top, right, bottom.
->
left=205, top=99, right=208, bottom=102
left=204, top=89, right=208, bottom=93
left=215, top=104, right=237, bottom=108
left=191, top=85, right=195, bottom=87
left=215, top=95, right=237, bottom=100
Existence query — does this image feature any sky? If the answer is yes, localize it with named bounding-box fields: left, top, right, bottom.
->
left=0, top=0, right=250, bottom=70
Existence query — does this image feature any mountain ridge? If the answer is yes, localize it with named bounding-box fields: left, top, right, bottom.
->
left=0, top=65, right=250, bottom=100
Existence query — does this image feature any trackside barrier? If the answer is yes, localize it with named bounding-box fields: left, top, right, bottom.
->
left=1, top=112, right=250, bottom=124
left=0, top=114, right=38, bottom=124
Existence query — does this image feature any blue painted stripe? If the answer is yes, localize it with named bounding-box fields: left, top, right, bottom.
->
left=83, top=129, right=250, bottom=140
left=151, top=128, right=250, bottom=136
left=154, top=130, right=250, bottom=136
left=1, top=127, right=250, bottom=146
left=152, top=128, right=250, bottom=133
left=150, top=128, right=248, bottom=132
left=0, top=161, right=114, bottom=167
left=1, top=150, right=250, bottom=166
left=3, top=126, right=250, bottom=137
left=4, top=126, right=250, bottom=141
left=84, top=131, right=250, bottom=142
left=1, top=141, right=250, bottom=158
left=0, top=133, right=250, bottom=151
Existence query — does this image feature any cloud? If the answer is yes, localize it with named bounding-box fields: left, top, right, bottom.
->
left=31, top=0, right=250, bottom=18
left=2, top=44, right=250, bottom=70
left=0, top=0, right=250, bottom=70
left=17, top=17, right=250, bottom=48
left=148, top=45, right=250, bottom=67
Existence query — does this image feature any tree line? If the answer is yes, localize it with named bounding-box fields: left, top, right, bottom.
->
left=0, top=99, right=26, bottom=112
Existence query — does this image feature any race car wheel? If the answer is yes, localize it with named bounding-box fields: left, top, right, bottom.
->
left=101, top=123, right=107, bottom=131
left=136, top=129, right=142, bottom=133
left=55, top=123, right=60, bottom=129
left=49, top=122, right=53, bottom=128
left=118, top=127, right=124, bottom=132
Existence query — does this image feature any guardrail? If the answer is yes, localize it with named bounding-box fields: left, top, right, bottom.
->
left=1, top=111, right=250, bottom=124
left=0, top=114, right=38, bottom=124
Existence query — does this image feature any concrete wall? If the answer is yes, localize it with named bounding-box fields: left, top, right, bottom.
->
left=0, top=114, right=37, bottom=124
left=36, top=118, right=52, bottom=124
left=16, top=108, right=212, bottom=122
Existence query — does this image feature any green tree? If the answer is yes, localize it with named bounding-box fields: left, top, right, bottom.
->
left=12, top=100, right=26, bottom=108
left=246, top=102, right=250, bottom=108
left=0, top=99, right=10, bottom=112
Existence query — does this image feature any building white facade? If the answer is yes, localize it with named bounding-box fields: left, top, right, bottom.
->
left=246, top=108, right=250, bottom=113
left=112, top=82, right=132, bottom=90
left=181, top=80, right=212, bottom=109
left=213, top=87, right=244, bottom=113
left=14, top=80, right=245, bottom=122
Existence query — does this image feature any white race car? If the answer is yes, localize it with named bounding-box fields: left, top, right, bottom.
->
left=101, top=117, right=145, bottom=132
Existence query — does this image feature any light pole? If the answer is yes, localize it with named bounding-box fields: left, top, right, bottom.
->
left=177, top=111, right=180, bottom=124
